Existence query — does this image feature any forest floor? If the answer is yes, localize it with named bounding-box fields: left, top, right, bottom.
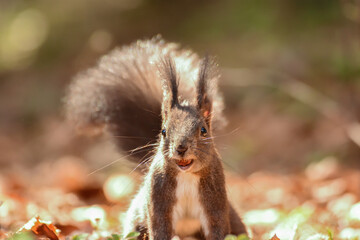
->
left=1, top=155, right=360, bottom=240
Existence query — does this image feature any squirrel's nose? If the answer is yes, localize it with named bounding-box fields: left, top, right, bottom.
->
left=176, top=145, right=188, bottom=156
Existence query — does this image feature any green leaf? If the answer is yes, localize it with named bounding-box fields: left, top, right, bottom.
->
left=224, top=235, right=238, bottom=240
left=9, top=232, right=35, bottom=240
left=237, top=234, right=250, bottom=240
left=125, top=232, right=140, bottom=239
left=72, top=233, right=89, bottom=240
left=327, top=229, right=334, bottom=240
left=111, top=234, right=121, bottom=240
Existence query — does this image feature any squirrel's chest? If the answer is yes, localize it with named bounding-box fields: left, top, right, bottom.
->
left=172, top=172, right=209, bottom=237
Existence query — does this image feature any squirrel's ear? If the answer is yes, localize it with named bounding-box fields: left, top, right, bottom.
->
left=197, top=55, right=216, bottom=125
left=160, top=56, right=179, bottom=119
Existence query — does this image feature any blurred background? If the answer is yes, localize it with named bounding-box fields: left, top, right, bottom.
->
left=1, top=0, right=360, bottom=173
left=1, top=0, right=360, bottom=238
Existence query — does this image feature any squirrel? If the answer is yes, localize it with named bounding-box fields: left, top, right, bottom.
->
left=65, top=36, right=247, bottom=240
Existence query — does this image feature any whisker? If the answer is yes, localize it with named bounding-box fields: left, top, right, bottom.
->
left=139, top=107, right=159, bottom=117
left=130, top=142, right=158, bottom=153
left=129, top=151, right=154, bottom=174
left=203, top=126, right=243, bottom=141
left=87, top=148, right=150, bottom=176
left=193, top=147, right=218, bottom=159
left=112, top=135, right=153, bottom=139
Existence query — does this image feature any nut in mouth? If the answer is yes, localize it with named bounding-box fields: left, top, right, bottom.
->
left=175, top=158, right=194, bottom=170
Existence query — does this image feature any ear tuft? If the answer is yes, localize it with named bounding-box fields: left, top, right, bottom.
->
left=197, top=55, right=216, bottom=124
left=160, top=55, right=179, bottom=119
left=197, top=55, right=209, bottom=109
left=161, top=56, right=178, bottom=106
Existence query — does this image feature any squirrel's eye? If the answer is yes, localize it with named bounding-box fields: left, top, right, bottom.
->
left=161, top=129, right=166, bottom=137
left=200, top=127, right=207, bottom=136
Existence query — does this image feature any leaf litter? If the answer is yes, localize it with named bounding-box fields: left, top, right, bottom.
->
left=0, top=155, right=360, bottom=239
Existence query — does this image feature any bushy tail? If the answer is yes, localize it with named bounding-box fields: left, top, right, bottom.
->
left=64, top=37, right=226, bottom=163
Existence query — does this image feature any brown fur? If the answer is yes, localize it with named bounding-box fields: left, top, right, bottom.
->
left=149, top=165, right=178, bottom=239
left=65, top=37, right=247, bottom=239
left=65, top=36, right=226, bottom=165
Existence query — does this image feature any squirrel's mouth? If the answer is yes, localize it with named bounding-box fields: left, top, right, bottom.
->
left=175, top=159, right=194, bottom=171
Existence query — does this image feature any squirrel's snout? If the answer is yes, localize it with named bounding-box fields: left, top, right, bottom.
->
left=176, top=144, right=188, bottom=157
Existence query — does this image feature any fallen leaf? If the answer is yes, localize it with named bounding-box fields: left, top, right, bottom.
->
left=270, top=234, right=280, bottom=240
left=19, top=216, right=61, bottom=240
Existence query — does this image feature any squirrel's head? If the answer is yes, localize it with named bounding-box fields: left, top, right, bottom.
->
left=159, top=56, right=218, bottom=173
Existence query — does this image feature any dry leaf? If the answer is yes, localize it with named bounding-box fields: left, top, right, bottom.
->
left=270, top=234, right=280, bottom=240
left=19, top=216, right=61, bottom=240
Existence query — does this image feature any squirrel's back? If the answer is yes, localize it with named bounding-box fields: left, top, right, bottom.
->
left=65, top=37, right=226, bottom=164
